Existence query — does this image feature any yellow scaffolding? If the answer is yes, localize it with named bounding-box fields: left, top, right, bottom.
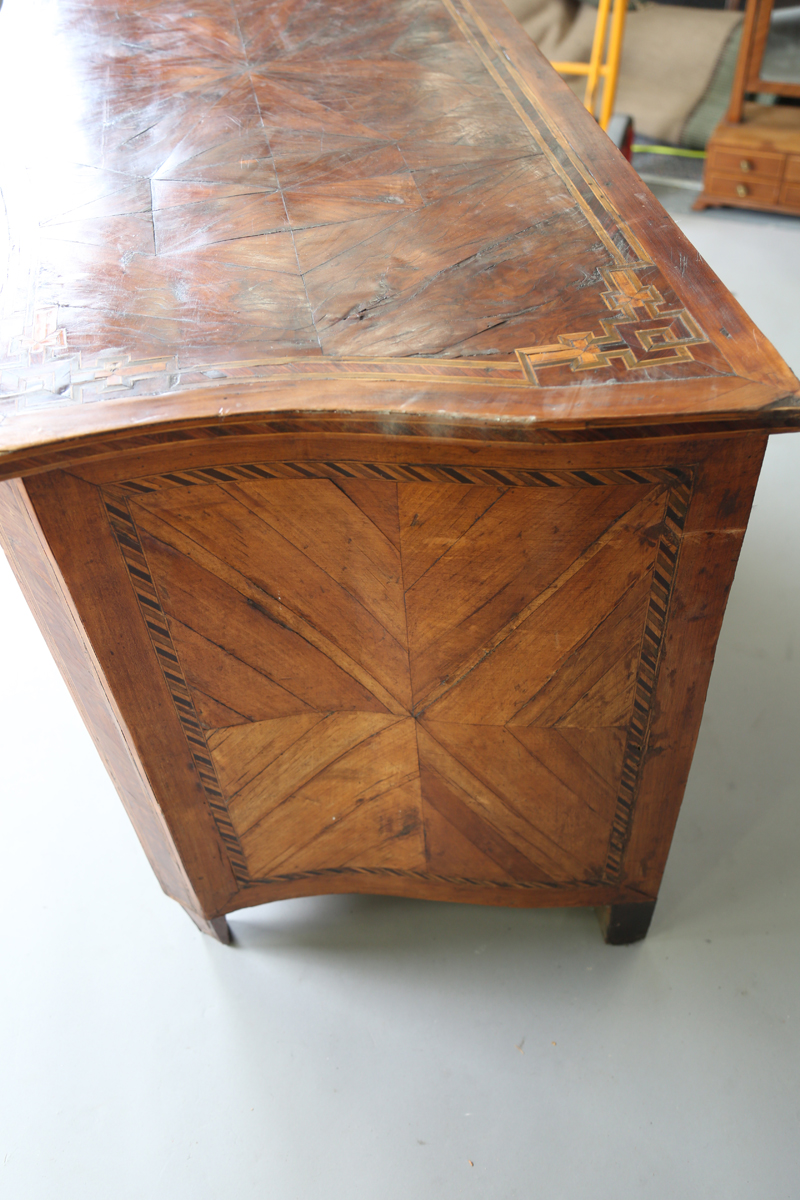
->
left=550, top=0, right=628, bottom=131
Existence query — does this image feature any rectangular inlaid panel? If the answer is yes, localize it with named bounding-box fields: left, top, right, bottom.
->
left=98, top=457, right=692, bottom=898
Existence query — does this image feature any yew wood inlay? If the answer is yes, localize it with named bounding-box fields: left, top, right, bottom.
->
left=516, top=266, right=711, bottom=384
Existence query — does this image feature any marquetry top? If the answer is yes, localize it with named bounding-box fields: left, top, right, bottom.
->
left=0, top=0, right=797, bottom=472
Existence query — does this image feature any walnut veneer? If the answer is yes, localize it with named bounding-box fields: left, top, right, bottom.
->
left=1, top=0, right=798, bottom=946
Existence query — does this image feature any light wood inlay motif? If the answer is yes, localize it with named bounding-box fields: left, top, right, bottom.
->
left=516, top=266, right=708, bottom=383
left=0, top=0, right=738, bottom=424
left=102, top=459, right=693, bottom=891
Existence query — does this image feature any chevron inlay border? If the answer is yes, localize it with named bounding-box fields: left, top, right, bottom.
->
left=102, top=459, right=696, bottom=891
left=102, top=496, right=251, bottom=885
left=236, top=865, right=610, bottom=891
left=102, top=459, right=691, bottom=498
left=603, top=473, right=694, bottom=880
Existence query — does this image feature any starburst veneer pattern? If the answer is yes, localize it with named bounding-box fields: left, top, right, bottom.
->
left=101, top=459, right=692, bottom=895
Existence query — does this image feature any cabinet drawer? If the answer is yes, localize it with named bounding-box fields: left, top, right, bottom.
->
left=705, top=173, right=780, bottom=204
left=780, top=181, right=800, bottom=209
left=785, top=156, right=800, bottom=183
left=707, top=147, right=784, bottom=180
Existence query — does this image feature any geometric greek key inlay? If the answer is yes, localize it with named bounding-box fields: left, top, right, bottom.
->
left=516, top=265, right=708, bottom=384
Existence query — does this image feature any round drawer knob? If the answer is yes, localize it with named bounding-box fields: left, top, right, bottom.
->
left=740, top=159, right=752, bottom=172
left=736, top=183, right=748, bottom=198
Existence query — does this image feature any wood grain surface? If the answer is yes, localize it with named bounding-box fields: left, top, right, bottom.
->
left=0, top=0, right=797, bottom=482
left=0, top=0, right=793, bottom=938
left=2, top=429, right=762, bottom=924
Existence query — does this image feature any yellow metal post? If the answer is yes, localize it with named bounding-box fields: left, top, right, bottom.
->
left=599, top=0, right=628, bottom=129
left=585, top=0, right=613, bottom=117
left=550, top=0, right=629, bottom=132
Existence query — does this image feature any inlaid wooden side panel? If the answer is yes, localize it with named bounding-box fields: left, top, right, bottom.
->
left=74, top=453, right=696, bottom=904
left=8, top=431, right=766, bottom=919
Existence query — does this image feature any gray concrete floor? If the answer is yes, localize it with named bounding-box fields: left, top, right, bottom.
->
left=1, top=194, right=800, bottom=1200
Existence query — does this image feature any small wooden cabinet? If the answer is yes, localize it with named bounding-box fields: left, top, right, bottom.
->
left=696, top=0, right=800, bottom=216
left=699, top=103, right=800, bottom=216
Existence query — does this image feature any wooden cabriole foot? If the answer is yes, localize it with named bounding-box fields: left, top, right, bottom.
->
left=185, top=910, right=233, bottom=944
left=596, top=901, right=656, bottom=945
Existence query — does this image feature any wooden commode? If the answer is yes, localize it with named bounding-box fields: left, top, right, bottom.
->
left=1, top=0, right=798, bottom=946
left=697, top=0, right=800, bottom=217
